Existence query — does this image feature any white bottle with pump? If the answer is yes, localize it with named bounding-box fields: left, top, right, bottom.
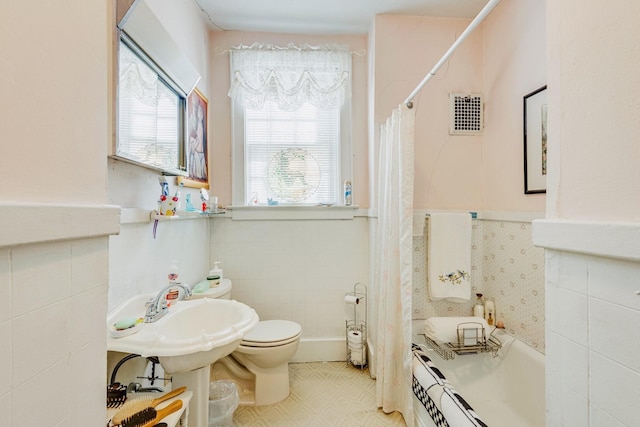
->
left=209, top=261, right=223, bottom=281
left=473, top=293, right=485, bottom=318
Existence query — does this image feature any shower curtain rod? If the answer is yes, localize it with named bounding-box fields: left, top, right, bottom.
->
left=404, top=0, right=501, bottom=108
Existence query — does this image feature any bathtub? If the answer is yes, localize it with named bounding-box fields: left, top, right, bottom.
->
left=412, top=320, right=545, bottom=427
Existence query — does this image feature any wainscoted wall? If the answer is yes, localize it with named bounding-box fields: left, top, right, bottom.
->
left=413, top=218, right=545, bottom=353
left=108, top=217, right=212, bottom=313
left=0, top=203, right=119, bottom=427
left=534, top=221, right=640, bottom=426
left=210, top=217, right=370, bottom=362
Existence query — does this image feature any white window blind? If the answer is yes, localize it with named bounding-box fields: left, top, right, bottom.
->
left=117, top=40, right=184, bottom=173
left=245, top=100, right=340, bottom=205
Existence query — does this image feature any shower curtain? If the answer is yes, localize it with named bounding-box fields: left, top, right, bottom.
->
left=375, top=104, right=415, bottom=425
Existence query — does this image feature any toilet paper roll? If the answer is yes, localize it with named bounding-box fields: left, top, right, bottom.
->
left=344, top=295, right=360, bottom=305
left=350, top=348, right=363, bottom=364
left=350, top=348, right=367, bottom=366
left=347, top=330, right=362, bottom=345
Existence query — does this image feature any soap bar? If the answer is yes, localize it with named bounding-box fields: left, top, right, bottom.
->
left=193, top=280, right=210, bottom=294
left=114, top=317, right=138, bottom=331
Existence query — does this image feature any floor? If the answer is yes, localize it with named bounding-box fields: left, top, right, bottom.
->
left=232, top=362, right=407, bottom=426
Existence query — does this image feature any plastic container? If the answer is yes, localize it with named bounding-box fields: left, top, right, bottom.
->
left=344, top=180, right=353, bottom=206
left=484, top=299, right=495, bottom=325
left=473, top=293, right=485, bottom=318
left=208, top=380, right=239, bottom=427
left=209, top=261, right=223, bottom=281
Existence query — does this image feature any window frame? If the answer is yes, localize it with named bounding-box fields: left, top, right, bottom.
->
left=231, top=97, right=353, bottom=207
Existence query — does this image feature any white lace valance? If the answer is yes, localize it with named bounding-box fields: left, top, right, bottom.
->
left=228, top=43, right=351, bottom=111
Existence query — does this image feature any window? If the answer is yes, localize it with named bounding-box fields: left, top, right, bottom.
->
left=229, top=44, right=352, bottom=206
left=116, top=38, right=186, bottom=174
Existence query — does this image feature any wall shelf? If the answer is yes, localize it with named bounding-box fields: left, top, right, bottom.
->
left=120, top=208, right=229, bottom=224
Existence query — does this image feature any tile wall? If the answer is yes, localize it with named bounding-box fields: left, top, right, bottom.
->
left=413, top=219, right=545, bottom=352
left=210, top=217, right=370, bottom=360
left=0, top=238, right=109, bottom=426
left=108, top=218, right=211, bottom=312
left=545, top=251, right=640, bottom=426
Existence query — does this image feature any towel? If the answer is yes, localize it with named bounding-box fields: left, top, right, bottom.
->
left=440, top=386, right=488, bottom=427
left=427, top=212, right=472, bottom=302
left=413, top=211, right=427, bottom=236
left=424, top=317, right=490, bottom=344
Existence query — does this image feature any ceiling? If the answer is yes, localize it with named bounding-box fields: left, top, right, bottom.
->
left=193, top=0, right=489, bottom=34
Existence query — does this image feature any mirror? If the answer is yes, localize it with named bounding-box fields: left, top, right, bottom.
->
left=112, top=0, right=201, bottom=175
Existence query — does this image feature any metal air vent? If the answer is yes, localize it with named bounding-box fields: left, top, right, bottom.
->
left=449, top=93, right=484, bottom=135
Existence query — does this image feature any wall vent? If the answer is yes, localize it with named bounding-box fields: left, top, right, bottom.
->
left=449, top=93, right=484, bottom=135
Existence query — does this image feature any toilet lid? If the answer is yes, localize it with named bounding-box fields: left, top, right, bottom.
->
left=242, top=320, right=302, bottom=344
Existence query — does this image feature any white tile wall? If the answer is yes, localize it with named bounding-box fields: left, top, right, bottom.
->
left=211, top=218, right=370, bottom=345
left=108, top=218, right=211, bottom=312
left=3, top=238, right=109, bottom=427
left=413, top=219, right=546, bottom=352
left=544, top=244, right=640, bottom=426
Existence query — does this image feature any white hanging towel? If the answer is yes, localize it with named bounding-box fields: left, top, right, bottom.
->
left=427, top=212, right=472, bottom=302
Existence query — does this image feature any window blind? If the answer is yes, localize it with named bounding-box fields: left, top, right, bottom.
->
left=117, top=41, right=182, bottom=172
left=244, top=100, right=340, bottom=205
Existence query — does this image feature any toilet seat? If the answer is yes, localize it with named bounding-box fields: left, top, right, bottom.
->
left=240, top=320, right=302, bottom=348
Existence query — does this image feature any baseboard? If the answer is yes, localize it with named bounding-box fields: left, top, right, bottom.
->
left=291, top=337, right=346, bottom=363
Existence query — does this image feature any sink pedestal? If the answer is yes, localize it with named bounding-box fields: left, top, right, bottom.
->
left=171, top=366, right=210, bottom=427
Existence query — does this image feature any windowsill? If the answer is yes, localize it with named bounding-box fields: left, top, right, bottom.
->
left=227, top=205, right=361, bottom=220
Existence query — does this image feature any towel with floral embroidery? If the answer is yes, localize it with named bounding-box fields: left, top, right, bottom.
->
left=427, top=212, right=472, bottom=302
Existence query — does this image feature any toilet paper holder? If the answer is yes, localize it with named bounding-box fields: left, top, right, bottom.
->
left=345, top=282, right=367, bottom=370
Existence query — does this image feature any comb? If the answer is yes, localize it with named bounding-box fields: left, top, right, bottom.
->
left=107, top=382, right=127, bottom=408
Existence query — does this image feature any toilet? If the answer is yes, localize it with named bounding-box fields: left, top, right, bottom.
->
left=201, top=279, right=302, bottom=406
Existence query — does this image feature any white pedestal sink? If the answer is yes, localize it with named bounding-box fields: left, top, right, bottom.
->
left=107, top=294, right=259, bottom=426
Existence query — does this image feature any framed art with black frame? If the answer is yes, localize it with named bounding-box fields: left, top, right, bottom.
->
left=523, top=85, right=547, bottom=194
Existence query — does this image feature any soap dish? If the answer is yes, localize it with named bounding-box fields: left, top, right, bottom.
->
left=110, top=319, right=143, bottom=338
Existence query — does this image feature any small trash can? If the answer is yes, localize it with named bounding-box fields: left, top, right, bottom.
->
left=208, top=380, right=239, bottom=427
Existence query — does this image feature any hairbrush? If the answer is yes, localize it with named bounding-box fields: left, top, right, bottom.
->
left=112, top=386, right=186, bottom=425
left=119, top=400, right=182, bottom=427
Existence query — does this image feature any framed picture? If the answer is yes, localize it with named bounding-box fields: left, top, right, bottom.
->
left=178, top=88, right=209, bottom=189
left=523, top=85, right=547, bottom=194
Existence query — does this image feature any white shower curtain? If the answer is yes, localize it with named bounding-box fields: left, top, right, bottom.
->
left=375, top=104, right=415, bottom=425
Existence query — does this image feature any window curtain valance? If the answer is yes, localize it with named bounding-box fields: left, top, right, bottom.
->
left=228, top=43, right=351, bottom=111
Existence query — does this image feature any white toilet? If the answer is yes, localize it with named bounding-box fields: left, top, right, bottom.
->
left=200, top=279, right=302, bottom=406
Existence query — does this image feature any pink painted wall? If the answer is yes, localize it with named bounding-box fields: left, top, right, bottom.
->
left=0, top=1, right=108, bottom=204
left=372, top=3, right=546, bottom=213
left=482, top=0, right=546, bottom=212
left=547, top=1, right=640, bottom=221
left=371, top=15, right=484, bottom=211
left=208, top=31, right=369, bottom=207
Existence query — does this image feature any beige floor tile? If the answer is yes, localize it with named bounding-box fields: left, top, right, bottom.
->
left=232, top=362, right=406, bottom=426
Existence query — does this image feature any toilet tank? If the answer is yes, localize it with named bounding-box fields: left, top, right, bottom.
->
left=190, top=279, right=232, bottom=300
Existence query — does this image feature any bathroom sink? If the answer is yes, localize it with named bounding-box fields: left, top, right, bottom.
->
left=107, top=294, right=259, bottom=373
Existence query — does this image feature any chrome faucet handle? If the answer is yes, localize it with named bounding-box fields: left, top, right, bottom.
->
left=144, top=282, right=192, bottom=323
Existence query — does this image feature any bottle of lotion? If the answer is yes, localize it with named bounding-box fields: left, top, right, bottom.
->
left=473, top=293, right=485, bottom=318
left=209, top=261, right=223, bottom=282
left=484, top=298, right=495, bottom=325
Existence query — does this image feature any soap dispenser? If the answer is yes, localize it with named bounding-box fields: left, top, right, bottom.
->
left=473, top=293, right=485, bottom=318
left=209, top=261, right=223, bottom=281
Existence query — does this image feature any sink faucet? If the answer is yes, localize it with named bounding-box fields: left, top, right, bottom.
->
left=145, top=282, right=192, bottom=323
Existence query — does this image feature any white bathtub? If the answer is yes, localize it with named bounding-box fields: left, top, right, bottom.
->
left=412, top=320, right=545, bottom=427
